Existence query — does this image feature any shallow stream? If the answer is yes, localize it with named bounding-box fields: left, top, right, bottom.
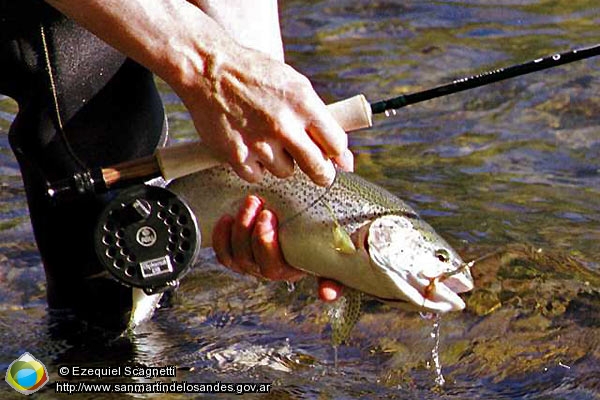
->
left=1, top=1, right=599, bottom=398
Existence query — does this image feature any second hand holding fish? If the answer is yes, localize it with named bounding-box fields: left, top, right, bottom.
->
left=213, top=195, right=346, bottom=302
left=212, top=152, right=355, bottom=302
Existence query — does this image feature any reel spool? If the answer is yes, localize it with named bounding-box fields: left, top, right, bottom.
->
left=94, top=185, right=199, bottom=294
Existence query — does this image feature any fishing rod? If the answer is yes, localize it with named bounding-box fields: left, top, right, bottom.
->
left=47, top=44, right=600, bottom=200
left=369, top=43, right=600, bottom=115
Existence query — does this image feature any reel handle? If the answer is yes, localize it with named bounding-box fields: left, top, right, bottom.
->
left=156, top=94, right=372, bottom=181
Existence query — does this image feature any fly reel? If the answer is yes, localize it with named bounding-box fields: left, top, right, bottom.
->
left=94, top=185, right=199, bottom=294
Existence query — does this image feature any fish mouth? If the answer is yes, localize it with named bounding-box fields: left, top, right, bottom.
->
left=376, top=262, right=474, bottom=313
left=374, top=268, right=472, bottom=313
left=426, top=266, right=474, bottom=311
left=440, top=263, right=474, bottom=293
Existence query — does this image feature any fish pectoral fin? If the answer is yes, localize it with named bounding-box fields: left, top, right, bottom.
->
left=332, top=224, right=357, bottom=254
left=328, top=288, right=363, bottom=346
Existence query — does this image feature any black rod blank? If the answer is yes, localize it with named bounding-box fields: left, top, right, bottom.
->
left=370, top=44, right=600, bottom=115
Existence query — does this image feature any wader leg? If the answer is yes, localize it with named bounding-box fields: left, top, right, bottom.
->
left=2, top=2, right=167, bottom=328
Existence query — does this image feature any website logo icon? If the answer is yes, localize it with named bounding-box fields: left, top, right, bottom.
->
left=5, top=352, right=49, bottom=395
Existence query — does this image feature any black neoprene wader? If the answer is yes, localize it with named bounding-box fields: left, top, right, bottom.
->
left=1, top=1, right=167, bottom=327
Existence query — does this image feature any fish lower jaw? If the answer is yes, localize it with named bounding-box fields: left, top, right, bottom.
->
left=377, top=292, right=466, bottom=313
left=422, top=296, right=466, bottom=313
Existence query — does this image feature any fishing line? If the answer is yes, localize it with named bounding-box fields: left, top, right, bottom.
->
left=276, top=168, right=340, bottom=230
left=40, top=23, right=88, bottom=171
left=440, top=247, right=505, bottom=281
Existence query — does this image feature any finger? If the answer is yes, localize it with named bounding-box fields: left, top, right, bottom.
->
left=318, top=278, right=344, bottom=302
left=252, top=141, right=295, bottom=179
left=279, top=128, right=336, bottom=186
left=230, top=196, right=263, bottom=270
left=252, top=209, right=305, bottom=282
left=230, top=157, right=266, bottom=184
left=201, top=129, right=262, bottom=184
left=288, top=77, right=348, bottom=158
left=305, top=103, right=348, bottom=159
left=293, top=148, right=336, bottom=187
left=333, top=148, right=354, bottom=173
left=212, top=214, right=241, bottom=272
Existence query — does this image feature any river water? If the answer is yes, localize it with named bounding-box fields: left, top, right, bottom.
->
left=1, top=1, right=599, bottom=399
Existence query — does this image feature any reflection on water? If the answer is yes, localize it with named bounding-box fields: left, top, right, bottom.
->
left=1, top=1, right=599, bottom=398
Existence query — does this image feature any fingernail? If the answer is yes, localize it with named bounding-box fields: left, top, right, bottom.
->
left=321, top=160, right=336, bottom=186
left=237, top=164, right=264, bottom=183
left=245, top=195, right=263, bottom=210
left=255, top=211, right=276, bottom=242
left=335, top=149, right=354, bottom=172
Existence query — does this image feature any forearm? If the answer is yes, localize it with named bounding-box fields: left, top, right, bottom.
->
left=44, top=0, right=233, bottom=94
left=192, top=0, right=284, bottom=60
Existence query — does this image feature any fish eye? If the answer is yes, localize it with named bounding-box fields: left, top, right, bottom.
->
left=435, top=249, right=450, bottom=263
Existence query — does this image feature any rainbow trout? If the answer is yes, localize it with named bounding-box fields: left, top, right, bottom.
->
left=168, top=166, right=473, bottom=313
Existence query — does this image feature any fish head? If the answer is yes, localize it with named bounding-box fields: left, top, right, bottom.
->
left=358, top=214, right=474, bottom=313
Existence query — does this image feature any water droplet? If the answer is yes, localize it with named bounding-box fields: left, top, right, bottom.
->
left=558, top=361, right=571, bottom=369
left=420, top=311, right=435, bottom=320
left=333, top=345, right=339, bottom=369
left=430, top=313, right=446, bottom=387
left=286, top=281, right=295, bottom=292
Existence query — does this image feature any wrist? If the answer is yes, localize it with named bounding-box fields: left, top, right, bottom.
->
left=141, top=6, right=225, bottom=96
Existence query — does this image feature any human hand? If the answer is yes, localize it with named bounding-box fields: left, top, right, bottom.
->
left=211, top=150, right=353, bottom=302
left=212, top=195, right=344, bottom=302
left=176, top=43, right=349, bottom=187
left=181, top=1, right=349, bottom=188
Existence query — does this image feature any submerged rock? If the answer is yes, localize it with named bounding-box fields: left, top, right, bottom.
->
left=441, top=244, right=600, bottom=385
